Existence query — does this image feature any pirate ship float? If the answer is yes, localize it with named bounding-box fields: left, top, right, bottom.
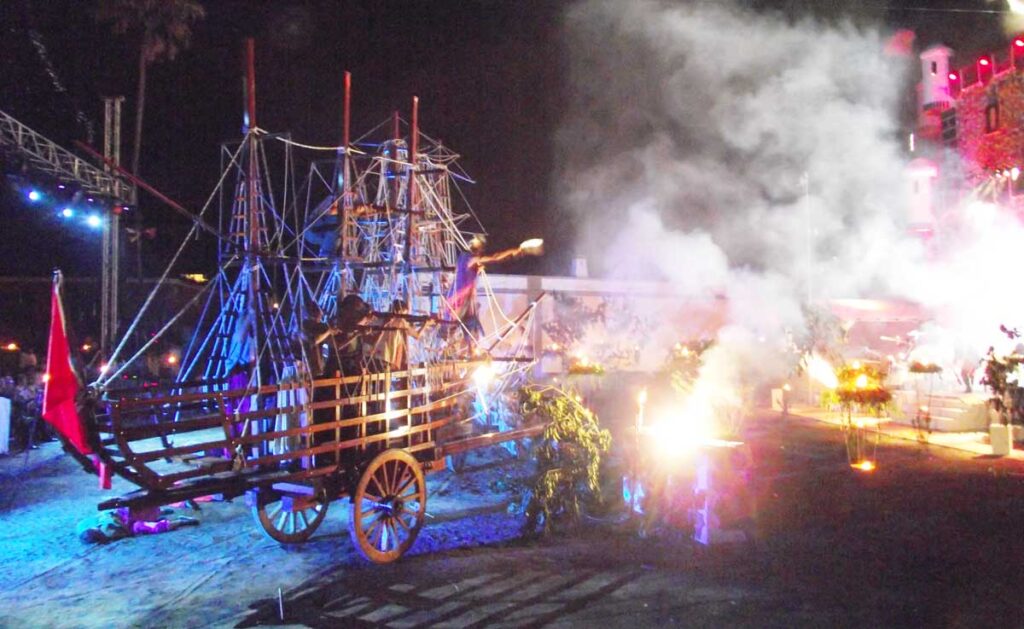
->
left=57, top=40, right=543, bottom=563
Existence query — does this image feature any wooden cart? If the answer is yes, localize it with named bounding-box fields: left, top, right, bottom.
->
left=77, top=360, right=543, bottom=563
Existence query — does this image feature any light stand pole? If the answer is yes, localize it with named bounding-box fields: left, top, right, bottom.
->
left=100, top=96, right=125, bottom=361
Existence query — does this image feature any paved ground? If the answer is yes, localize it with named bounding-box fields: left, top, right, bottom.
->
left=4, top=411, right=1024, bottom=627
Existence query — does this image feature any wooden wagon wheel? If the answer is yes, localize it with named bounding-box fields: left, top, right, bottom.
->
left=252, top=487, right=330, bottom=544
left=349, top=449, right=427, bottom=563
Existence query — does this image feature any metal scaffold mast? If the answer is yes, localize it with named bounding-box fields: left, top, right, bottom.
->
left=178, top=39, right=297, bottom=388
left=313, top=94, right=467, bottom=322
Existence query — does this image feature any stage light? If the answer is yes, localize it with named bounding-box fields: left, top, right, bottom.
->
left=86, top=214, right=102, bottom=228
left=980, top=57, right=990, bottom=66
left=27, top=189, right=42, bottom=202
left=1016, top=39, right=1024, bottom=48
left=4, top=342, right=18, bottom=351
left=61, top=207, right=74, bottom=218
left=948, top=72, right=958, bottom=81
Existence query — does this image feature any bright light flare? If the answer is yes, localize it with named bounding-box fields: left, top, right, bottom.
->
left=518, top=238, right=544, bottom=256
left=86, top=214, right=102, bottom=229
left=641, top=386, right=729, bottom=464
left=4, top=342, right=19, bottom=351
left=637, top=387, right=648, bottom=406
left=805, top=353, right=839, bottom=389
left=42, top=373, right=51, bottom=383
left=27, top=190, right=42, bottom=202
left=645, top=407, right=714, bottom=460
left=851, top=460, right=876, bottom=472
left=855, top=373, right=869, bottom=389
left=165, top=354, right=178, bottom=366
left=99, top=363, right=110, bottom=374
left=473, top=362, right=497, bottom=388
left=1010, top=0, right=1024, bottom=15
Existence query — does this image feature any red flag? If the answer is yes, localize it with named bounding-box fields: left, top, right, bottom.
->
left=42, top=272, right=91, bottom=455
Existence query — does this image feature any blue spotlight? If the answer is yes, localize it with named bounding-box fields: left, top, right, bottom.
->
left=86, top=214, right=102, bottom=228
left=27, top=189, right=42, bottom=202
left=61, top=207, right=75, bottom=218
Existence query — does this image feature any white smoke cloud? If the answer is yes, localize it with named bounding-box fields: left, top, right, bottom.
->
left=559, top=0, right=1024, bottom=413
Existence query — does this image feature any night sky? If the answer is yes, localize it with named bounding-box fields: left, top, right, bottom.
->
left=0, top=0, right=1014, bottom=281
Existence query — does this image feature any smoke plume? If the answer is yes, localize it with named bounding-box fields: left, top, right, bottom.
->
left=558, top=0, right=1024, bottom=408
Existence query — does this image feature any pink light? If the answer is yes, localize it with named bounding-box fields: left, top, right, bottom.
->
left=949, top=72, right=958, bottom=81
left=980, top=57, right=990, bottom=66
left=1016, top=39, right=1024, bottom=48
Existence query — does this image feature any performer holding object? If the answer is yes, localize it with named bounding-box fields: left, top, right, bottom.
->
left=447, top=235, right=537, bottom=350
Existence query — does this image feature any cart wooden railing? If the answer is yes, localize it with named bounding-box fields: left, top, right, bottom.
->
left=84, top=359, right=544, bottom=562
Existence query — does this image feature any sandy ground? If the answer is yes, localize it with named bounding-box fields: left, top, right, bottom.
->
left=4, top=404, right=1024, bottom=627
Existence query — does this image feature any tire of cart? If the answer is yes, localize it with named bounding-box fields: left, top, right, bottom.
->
left=249, top=485, right=330, bottom=544
left=349, top=449, right=427, bottom=563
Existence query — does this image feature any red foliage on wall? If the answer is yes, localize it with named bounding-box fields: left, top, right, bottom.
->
left=956, top=72, right=1024, bottom=186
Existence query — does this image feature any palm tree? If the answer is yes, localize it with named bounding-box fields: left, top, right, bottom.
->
left=96, top=0, right=206, bottom=184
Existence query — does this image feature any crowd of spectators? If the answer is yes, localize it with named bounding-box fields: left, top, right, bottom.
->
left=1, top=348, right=53, bottom=453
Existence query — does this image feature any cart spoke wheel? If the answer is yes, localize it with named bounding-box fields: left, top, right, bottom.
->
left=350, top=449, right=426, bottom=563
left=252, top=487, right=329, bottom=544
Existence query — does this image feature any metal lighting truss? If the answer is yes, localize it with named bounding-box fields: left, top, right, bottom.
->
left=0, top=108, right=128, bottom=200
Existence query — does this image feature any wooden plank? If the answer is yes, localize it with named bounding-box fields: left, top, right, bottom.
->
left=156, top=460, right=234, bottom=487
left=121, top=412, right=224, bottom=440
left=111, top=361, right=480, bottom=411
left=245, top=417, right=455, bottom=468
left=133, top=438, right=232, bottom=463
left=272, top=482, right=315, bottom=495
left=234, top=397, right=461, bottom=445
left=438, top=424, right=546, bottom=457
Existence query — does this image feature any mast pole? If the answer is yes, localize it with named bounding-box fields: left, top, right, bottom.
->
left=405, top=96, right=418, bottom=309
left=243, top=38, right=261, bottom=384
left=342, top=71, right=351, bottom=172
left=245, top=38, right=258, bottom=256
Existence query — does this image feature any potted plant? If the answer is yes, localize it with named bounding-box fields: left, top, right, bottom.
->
left=981, top=326, right=1024, bottom=456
